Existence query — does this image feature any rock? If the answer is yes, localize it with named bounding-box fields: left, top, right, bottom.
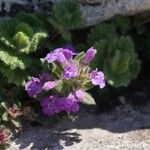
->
left=0, top=0, right=28, bottom=12
left=8, top=102, right=150, bottom=150
left=82, top=0, right=150, bottom=26
left=0, top=0, right=150, bottom=27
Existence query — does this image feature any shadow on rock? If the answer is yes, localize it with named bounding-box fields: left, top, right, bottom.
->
left=9, top=100, right=150, bottom=149
left=11, top=126, right=81, bottom=150
left=56, top=101, right=150, bottom=133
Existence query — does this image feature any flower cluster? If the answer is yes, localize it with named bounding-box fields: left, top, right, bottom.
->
left=25, top=47, right=105, bottom=116
left=41, top=96, right=76, bottom=116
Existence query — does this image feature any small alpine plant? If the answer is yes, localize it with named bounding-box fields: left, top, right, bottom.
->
left=0, top=127, right=11, bottom=149
left=25, top=47, right=105, bottom=116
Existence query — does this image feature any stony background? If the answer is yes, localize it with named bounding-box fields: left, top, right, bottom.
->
left=8, top=102, right=150, bottom=150
left=0, top=0, right=150, bottom=27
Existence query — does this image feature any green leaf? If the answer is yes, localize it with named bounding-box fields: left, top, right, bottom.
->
left=1, top=102, right=7, bottom=109
left=0, top=64, right=30, bottom=85
left=20, top=32, right=47, bottom=54
left=15, top=23, right=34, bottom=37
left=52, top=0, right=83, bottom=30
left=51, top=63, right=62, bottom=78
left=0, top=37, right=14, bottom=49
left=0, top=145, right=5, bottom=150
left=55, top=80, right=64, bottom=93
left=28, top=32, right=47, bottom=52
left=88, top=23, right=117, bottom=45
left=13, top=31, right=30, bottom=49
left=112, top=16, right=130, bottom=34
left=111, top=50, right=121, bottom=72
left=0, top=50, right=31, bottom=70
left=2, top=112, right=9, bottom=121
left=82, top=92, right=96, bottom=105
left=52, top=62, right=57, bottom=73
left=15, top=12, right=46, bottom=30
left=74, top=52, right=85, bottom=62
left=11, top=119, right=21, bottom=128
left=61, top=30, right=71, bottom=41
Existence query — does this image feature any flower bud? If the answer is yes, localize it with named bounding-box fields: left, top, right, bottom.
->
left=83, top=47, right=97, bottom=64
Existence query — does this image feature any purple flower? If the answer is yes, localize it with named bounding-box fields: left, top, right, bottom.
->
left=25, top=77, right=43, bottom=97
left=63, top=64, right=79, bottom=80
left=45, top=49, right=59, bottom=63
left=40, top=96, right=60, bottom=116
left=65, top=99, right=79, bottom=112
left=83, top=47, right=97, bottom=64
left=25, top=73, right=52, bottom=97
left=39, top=73, right=51, bottom=83
left=57, top=97, right=68, bottom=111
left=40, top=95, right=79, bottom=116
left=74, top=89, right=85, bottom=101
left=58, top=97, right=79, bottom=112
left=40, top=97, right=49, bottom=107
left=42, top=81, right=57, bottom=91
left=45, top=48, right=76, bottom=64
left=90, top=69, right=105, bottom=89
left=63, top=44, right=75, bottom=52
left=57, top=51, right=69, bottom=64
left=68, top=93, right=77, bottom=101
left=61, top=49, right=76, bottom=60
left=45, top=48, right=71, bottom=64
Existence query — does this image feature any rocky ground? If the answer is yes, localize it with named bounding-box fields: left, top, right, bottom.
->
left=8, top=101, right=150, bottom=150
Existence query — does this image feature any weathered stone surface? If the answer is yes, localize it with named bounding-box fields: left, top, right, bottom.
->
left=8, top=102, right=150, bottom=150
left=82, top=0, right=150, bottom=26
left=0, top=0, right=150, bottom=26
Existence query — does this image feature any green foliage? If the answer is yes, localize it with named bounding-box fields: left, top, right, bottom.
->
left=50, top=0, right=84, bottom=41
left=0, top=50, right=31, bottom=70
left=0, top=13, right=48, bottom=86
left=0, top=100, right=22, bottom=132
left=0, top=11, right=144, bottom=130
left=14, top=12, right=47, bottom=32
left=112, top=16, right=130, bottom=34
left=88, top=23, right=117, bottom=44
left=88, top=18, right=141, bottom=87
left=82, top=92, right=96, bottom=105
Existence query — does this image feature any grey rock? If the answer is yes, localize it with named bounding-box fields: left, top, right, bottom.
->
left=8, top=102, right=150, bottom=150
left=0, top=0, right=27, bottom=12
left=0, top=0, right=150, bottom=27
left=82, top=0, right=150, bottom=26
